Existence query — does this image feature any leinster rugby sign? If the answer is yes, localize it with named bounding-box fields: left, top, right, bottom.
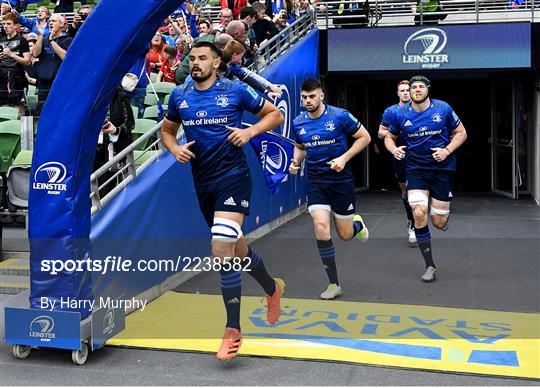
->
left=328, top=23, right=531, bottom=71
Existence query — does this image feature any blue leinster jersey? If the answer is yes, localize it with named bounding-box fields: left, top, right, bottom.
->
left=167, top=77, right=265, bottom=183
left=389, top=99, right=460, bottom=171
left=292, top=105, right=361, bottom=183
left=381, top=103, right=407, bottom=147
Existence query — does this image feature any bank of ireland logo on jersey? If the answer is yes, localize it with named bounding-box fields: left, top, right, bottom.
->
left=402, top=28, right=449, bottom=69
left=32, top=161, right=68, bottom=195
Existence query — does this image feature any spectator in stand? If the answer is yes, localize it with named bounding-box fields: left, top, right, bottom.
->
left=251, top=2, right=278, bottom=46
left=218, top=8, right=233, bottom=32
left=240, top=5, right=257, bottom=48
left=68, top=5, right=92, bottom=37
left=198, top=18, right=212, bottom=36
left=222, top=0, right=248, bottom=20
left=94, top=85, right=135, bottom=196
left=125, top=52, right=150, bottom=118
left=0, top=12, right=31, bottom=112
left=163, top=21, right=180, bottom=45
left=176, top=32, right=193, bottom=59
left=172, top=16, right=187, bottom=35
left=54, top=0, right=74, bottom=13
left=157, top=45, right=178, bottom=84
left=32, top=13, right=73, bottom=110
left=24, top=31, right=38, bottom=86
left=0, top=1, right=11, bottom=16
left=273, top=11, right=288, bottom=31
left=147, top=31, right=166, bottom=73
left=17, top=6, right=50, bottom=36
left=0, top=1, right=12, bottom=38
left=226, top=19, right=249, bottom=45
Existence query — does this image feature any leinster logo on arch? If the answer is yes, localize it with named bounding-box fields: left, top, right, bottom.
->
left=274, top=84, right=291, bottom=139
left=402, top=28, right=449, bottom=69
left=32, top=161, right=68, bottom=195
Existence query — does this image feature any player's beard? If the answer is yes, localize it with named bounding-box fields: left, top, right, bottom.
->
left=305, top=101, right=321, bottom=112
left=412, top=93, right=428, bottom=104
left=191, top=67, right=212, bottom=82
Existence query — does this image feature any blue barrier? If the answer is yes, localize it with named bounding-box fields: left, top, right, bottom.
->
left=28, top=0, right=183, bottom=319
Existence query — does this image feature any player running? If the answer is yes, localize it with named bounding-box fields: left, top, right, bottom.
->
left=161, top=41, right=285, bottom=360
left=289, top=79, right=371, bottom=300
left=378, top=80, right=416, bottom=247
left=384, top=76, right=467, bottom=282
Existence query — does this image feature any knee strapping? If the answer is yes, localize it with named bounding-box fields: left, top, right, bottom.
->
left=211, top=217, right=243, bottom=243
left=408, top=192, right=429, bottom=207
left=308, top=204, right=331, bottom=214
left=430, top=206, right=450, bottom=217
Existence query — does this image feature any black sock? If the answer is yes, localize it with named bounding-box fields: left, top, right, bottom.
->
left=220, top=267, right=241, bottom=330
left=353, top=220, right=363, bottom=236
left=246, top=247, right=276, bottom=296
left=402, top=193, right=414, bottom=225
left=317, top=239, right=339, bottom=285
left=415, top=225, right=435, bottom=268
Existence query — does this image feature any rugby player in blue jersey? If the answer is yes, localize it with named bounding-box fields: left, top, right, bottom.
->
left=384, top=76, right=467, bottom=282
left=161, top=41, right=285, bottom=360
left=289, top=79, right=371, bottom=300
left=378, top=80, right=417, bottom=247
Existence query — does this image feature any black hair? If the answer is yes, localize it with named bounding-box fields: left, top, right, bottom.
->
left=301, top=78, right=322, bottom=92
left=192, top=41, right=222, bottom=58
left=240, top=5, right=257, bottom=19
left=409, top=75, right=431, bottom=88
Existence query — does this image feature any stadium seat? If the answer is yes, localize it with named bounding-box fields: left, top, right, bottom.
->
left=146, top=82, right=175, bottom=103
left=27, top=95, right=39, bottom=112
left=131, top=105, right=139, bottom=119
left=149, top=72, right=158, bottom=83
left=164, top=94, right=170, bottom=105
left=26, top=3, right=37, bottom=11
left=144, top=94, right=158, bottom=107
left=143, top=105, right=167, bottom=120
left=0, top=107, right=19, bottom=121
left=0, top=120, right=21, bottom=174
left=134, top=150, right=158, bottom=166
left=27, top=85, right=37, bottom=96
left=132, top=119, right=157, bottom=150
left=6, top=150, right=33, bottom=209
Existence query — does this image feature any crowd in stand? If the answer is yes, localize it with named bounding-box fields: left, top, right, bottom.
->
left=0, top=0, right=316, bottom=211
left=0, top=0, right=315, bottom=117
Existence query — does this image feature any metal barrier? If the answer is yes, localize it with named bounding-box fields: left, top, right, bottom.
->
left=250, top=13, right=317, bottom=73
left=89, top=121, right=176, bottom=215
left=317, top=0, right=538, bottom=27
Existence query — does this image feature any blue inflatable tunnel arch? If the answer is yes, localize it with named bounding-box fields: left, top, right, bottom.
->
left=28, top=0, right=181, bottom=318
